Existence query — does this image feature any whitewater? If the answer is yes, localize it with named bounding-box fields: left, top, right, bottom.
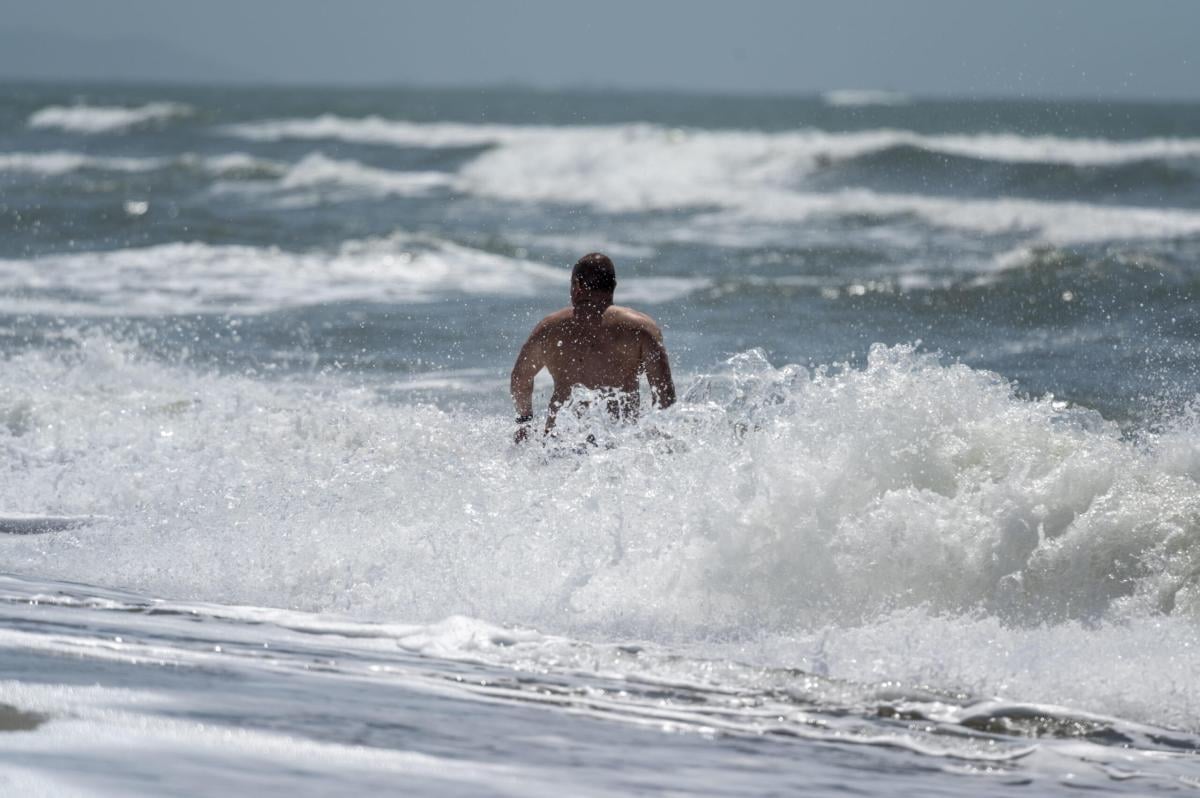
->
left=2, top=83, right=1199, bottom=794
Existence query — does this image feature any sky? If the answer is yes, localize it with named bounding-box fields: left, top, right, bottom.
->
left=1, top=0, right=1197, bottom=100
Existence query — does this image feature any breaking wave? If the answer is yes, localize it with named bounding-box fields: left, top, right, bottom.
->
left=0, top=236, right=699, bottom=316
left=210, top=152, right=456, bottom=203
left=0, top=150, right=282, bottom=177
left=822, top=89, right=911, bottom=107
left=222, top=115, right=1200, bottom=167
left=3, top=341, right=1198, bottom=631
left=0, top=151, right=165, bottom=175
left=215, top=118, right=1200, bottom=245
left=27, top=102, right=194, bottom=134
left=278, top=152, right=453, bottom=194
left=682, top=189, right=1200, bottom=246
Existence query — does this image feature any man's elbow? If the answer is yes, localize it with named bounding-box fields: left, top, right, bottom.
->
left=511, top=361, right=539, bottom=397
left=510, top=371, right=529, bottom=400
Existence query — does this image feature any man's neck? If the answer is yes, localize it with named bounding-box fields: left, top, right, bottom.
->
left=573, top=298, right=612, bottom=320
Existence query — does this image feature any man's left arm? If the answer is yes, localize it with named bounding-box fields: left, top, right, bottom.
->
left=510, top=324, right=547, bottom=441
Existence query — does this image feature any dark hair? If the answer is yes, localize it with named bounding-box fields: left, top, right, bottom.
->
left=571, top=252, right=617, bottom=292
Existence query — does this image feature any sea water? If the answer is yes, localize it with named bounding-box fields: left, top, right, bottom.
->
left=1, top=82, right=1199, bottom=794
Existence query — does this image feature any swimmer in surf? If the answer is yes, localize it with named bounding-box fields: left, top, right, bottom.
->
left=511, top=252, right=676, bottom=442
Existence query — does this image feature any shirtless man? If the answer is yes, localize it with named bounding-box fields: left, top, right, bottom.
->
left=510, top=252, right=676, bottom=441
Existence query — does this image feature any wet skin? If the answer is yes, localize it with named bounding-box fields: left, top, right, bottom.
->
left=511, top=287, right=676, bottom=439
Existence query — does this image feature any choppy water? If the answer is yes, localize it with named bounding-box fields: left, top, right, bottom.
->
left=1, top=82, right=1199, bottom=795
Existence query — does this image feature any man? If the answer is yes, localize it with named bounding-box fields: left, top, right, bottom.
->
left=511, top=252, right=676, bottom=441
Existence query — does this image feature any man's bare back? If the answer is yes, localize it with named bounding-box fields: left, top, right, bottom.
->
left=511, top=253, right=675, bottom=439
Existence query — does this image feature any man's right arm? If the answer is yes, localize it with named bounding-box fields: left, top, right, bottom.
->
left=510, top=321, right=547, bottom=439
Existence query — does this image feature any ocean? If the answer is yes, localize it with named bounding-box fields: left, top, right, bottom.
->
left=1, top=81, right=1199, bottom=795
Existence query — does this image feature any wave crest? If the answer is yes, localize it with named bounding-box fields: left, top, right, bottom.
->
left=0, top=236, right=563, bottom=315
left=823, top=89, right=911, bottom=107
left=0, top=236, right=698, bottom=316
left=27, top=102, right=194, bottom=134
left=222, top=115, right=1200, bottom=167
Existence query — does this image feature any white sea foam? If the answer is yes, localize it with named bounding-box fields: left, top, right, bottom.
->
left=823, top=89, right=911, bottom=107
left=442, top=126, right=1200, bottom=244
left=214, top=117, right=1200, bottom=244
left=206, top=153, right=457, bottom=205
left=0, top=236, right=700, bottom=316
left=0, top=151, right=166, bottom=175
left=2, top=341, right=1200, bottom=734
left=919, top=131, right=1200, bottom=165
left=27, top=102, right=194, bottom=134
left=458, top=131, right=1200, bottom=243
left=693, top=188, right=1200, bottom=246
left=734, top=610, right=1200, bottom=734
left=276, top=152, right=454, bottom=196
left=183, top=152, right=286, bottom=177
left=2, top=342, right=1198, bottom=631
left=223, top=115, right=1200, bottom=167
left=0, top=236, right=565, bottom=315
left=0, top=150, right=283, bottom=178
left=221, top=115, right=531, bottom=147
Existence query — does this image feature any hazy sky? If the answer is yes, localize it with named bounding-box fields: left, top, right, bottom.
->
left=2, top=0, right=1197, bottom=99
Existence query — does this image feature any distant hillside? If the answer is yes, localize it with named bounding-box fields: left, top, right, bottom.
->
left=0, top=27, right=248, bottom=84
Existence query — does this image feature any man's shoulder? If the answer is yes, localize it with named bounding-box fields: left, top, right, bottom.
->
left=530, top=308, right=573, bottom=336
left=606, top=305, right=662, bottom=334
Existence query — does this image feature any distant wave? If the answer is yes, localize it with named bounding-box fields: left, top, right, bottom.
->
left=0, top=151, right=166, bottom=175
left=207, top=153, right=461, bottom=209
left=0, top=236, right=701, bottom=316
left=276, top=152, right=454, bottom=195
left=686, top=189, right=1200, bottom=246
left=822, top=89, right=911, bottom=107
left=221, top=119, right=1200, bottom=245
left=184, top=152, right=285, bottom=178
left=221, top=115, right=526, bottom=148
left=0, top=150, right=281, bottom=177
left=27, top=102, right=193, bottom=134
left=0, top=148, right=454, bottom=197
left=0, top=236, right=558, bottom=315
left=446, top=127, right=1200, bottom=244
left=890, top=132, right=1200, bottom=166
left=221, top=116, right=1200, bottom=169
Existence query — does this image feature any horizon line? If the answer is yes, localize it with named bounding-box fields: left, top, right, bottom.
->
left=2, top=74, right=1199, bottom=107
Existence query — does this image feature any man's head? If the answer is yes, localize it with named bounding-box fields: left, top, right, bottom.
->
left=571, top=252, right=617, bottom=306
